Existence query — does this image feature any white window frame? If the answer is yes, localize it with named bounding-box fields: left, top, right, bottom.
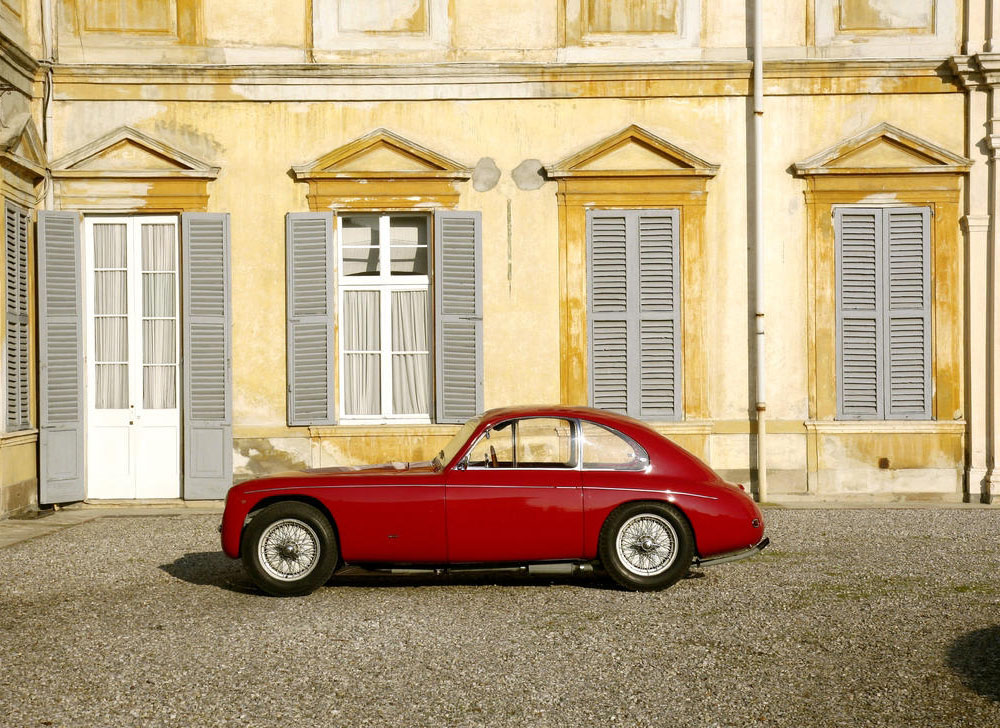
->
left=336, top=212, right=432, bottom=424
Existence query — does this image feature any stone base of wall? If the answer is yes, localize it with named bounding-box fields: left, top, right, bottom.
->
left=1, top=432, right=38, bottom=518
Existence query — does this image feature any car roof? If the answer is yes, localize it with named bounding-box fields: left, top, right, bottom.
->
left=479, top=405, right=650, bottom=432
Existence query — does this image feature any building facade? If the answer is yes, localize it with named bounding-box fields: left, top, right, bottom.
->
left=1, top=1, right=999, bottom=514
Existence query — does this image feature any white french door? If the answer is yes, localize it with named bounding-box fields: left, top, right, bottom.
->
left=85, top=216, right=181, bottom=499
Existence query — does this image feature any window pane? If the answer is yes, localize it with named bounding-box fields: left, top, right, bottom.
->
left=143, top=366, right=176, bottom=409
left=143, top=273, right=175, bottom=316
left=516, top=418, right=574, bottom=468
left=93, top=224, right=127, bottom=268
left=342, top=217, right=380, bottom=276
left=344, top=353, right=380, bottom=416
left=95, top=271, right=127, bottom=315
left=467, top=421, right=514, bottom=468
left=143, top=319, right=176, bottom=365
left=95, top=364, right=127, bottom=409
left=581, top=421, right=647, bottom=470
left=390, top=215, right=429, bottom=275
left=141, top=224, right=176, bottom=271
left=391, top=290, right=430, bottom=415
left=391, top=290, right=428, bottom=351
left=343, top=290, right=380, bottom=351
left=392, top=354, right=429, bottom=415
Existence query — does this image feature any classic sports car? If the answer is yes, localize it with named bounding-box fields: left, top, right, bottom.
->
left=220, top=406, right=768, bottom=596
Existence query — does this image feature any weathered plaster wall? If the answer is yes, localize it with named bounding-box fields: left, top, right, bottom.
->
left=49, top=83, right=966, bottom=494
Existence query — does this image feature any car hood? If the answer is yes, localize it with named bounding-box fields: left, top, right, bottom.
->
left=238, top=460, right=439, bottom=486
left=305, top=460, right=437, bottom=476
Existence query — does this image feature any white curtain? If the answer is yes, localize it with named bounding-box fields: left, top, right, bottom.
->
left=344, top=290, right=380, bottom=415
left=94, top=224, right=128, bottom=409
left=141, top=224, right=177, bottom=409
left=391, top=290, right=429, bottom=415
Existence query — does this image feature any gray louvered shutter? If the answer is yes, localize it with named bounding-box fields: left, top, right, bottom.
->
left=286, top=212, right=335, bottom=425
left=38, top=211, right=85, bottom=503
left=884, top=207, right=931, bottom=419
left=637, top=211, right=681, bottom=419
left=588, top=210, right=680, bottom=420
left=182, top=213, right=232, bottom=499
left=588, top=212, right=629, bottom=414
left=435, top=210, right=482, bottom=424
left=836, top=208, right=883, bottom=419
left=5, top=201, right=30, bottom=430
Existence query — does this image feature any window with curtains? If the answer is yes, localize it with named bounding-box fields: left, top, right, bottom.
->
left=4, top=200, right=30, bottom=432
left=338, top=213, right=431, bottom=421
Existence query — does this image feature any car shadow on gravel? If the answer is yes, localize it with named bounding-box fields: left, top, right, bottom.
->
left=159, top=552, right=258, bottom=594
left=948, top=625, right=1000, bottom=701
left=160, top=552, right=706, bottom=593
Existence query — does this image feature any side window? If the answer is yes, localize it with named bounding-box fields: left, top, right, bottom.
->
left=516, top=418, right=574, bottom=468
left=581, top=421, right=648, bottom=470
left=466, top=418, right=575, bottom=469
left=466, top=421, right=514, bottom=468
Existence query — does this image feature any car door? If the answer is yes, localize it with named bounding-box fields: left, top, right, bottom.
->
left=445, top=417, right=582, bottom=563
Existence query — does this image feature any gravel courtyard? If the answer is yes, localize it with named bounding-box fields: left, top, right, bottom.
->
left=1, top=508, right=999, bottom=728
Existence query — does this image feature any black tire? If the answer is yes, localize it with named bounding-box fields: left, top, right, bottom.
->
left=598, top=501, right=694, bottom=592
left=241, top=501, right=339, bottom=597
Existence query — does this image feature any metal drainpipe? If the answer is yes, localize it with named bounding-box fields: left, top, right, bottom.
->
left=41, top=0, right=55, bottom=209
left=752, top=1, right=767, bottom=502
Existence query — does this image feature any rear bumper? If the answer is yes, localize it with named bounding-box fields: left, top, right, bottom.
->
left=693, top=536, right=769, bottom=568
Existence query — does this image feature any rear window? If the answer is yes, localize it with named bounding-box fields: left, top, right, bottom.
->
left=580, top=421, right=648, bottom=471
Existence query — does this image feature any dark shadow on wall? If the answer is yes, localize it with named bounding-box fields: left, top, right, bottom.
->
left=948, top=625, right=1000, bottom=701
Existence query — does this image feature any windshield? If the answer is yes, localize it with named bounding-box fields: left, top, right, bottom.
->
left=433, top=416, right=483, bottom=469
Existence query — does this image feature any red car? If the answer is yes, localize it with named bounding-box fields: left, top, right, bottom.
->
left=220, top=406, right=768, bottom=596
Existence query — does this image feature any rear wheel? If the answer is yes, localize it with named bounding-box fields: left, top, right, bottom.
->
left=599, top=501, right=693, bottom=591
left=241, top=501, right=338, bottom=596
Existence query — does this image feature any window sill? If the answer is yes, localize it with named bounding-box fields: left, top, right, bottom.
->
left=0, top=429, right=38, bottom=448
left=309, top=424, right=461, bottom=438
left=805, top=420, right=966, bottom=435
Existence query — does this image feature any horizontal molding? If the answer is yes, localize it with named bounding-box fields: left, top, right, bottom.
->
left=46, top=58, right=957, bottom=101
left=0, top=429, right=38, bottom=448
left=804, top=420, right=966, bottom=435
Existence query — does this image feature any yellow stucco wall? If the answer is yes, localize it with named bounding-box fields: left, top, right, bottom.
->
left=0, top=0, right=959, bottom=501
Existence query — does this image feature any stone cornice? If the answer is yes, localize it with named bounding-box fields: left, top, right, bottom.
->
left=0, top=30, right=39, bottom=97
left=43, top=58, right=956, bottom=101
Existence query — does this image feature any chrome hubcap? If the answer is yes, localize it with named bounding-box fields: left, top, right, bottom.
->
left=258, top=518, right=320, bottom=581
left=615, top=514, right=678, bottom=576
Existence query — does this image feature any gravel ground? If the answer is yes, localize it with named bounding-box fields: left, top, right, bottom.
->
left=1, top=509, right=999, bottom=728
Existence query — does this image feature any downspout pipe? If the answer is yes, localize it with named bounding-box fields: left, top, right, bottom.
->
left=752, top=1, right=767, bottom=502
left=41, top=0, right=55, bottom=209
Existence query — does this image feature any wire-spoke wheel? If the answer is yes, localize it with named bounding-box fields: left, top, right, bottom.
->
left=241, top=502, right=338, bottom=597
left=599, top=502, right=694, bottom=591
left=258, top=518, right=320, bottom=581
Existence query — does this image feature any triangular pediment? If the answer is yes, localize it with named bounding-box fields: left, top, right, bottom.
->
left=546, top=125, right=718, bottom=178
left=794, top=123, right=971, bottom=175
left=52, top=127, right=220, bottom=178
left=0, top=113, right=46, bottom=179
left=292, top=129, right=471, bottom=179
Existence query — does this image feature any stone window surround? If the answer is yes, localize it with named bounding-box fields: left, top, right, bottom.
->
left=313, top=0, right=450, bottom=52
left=813, top=0, right=957, bottom=57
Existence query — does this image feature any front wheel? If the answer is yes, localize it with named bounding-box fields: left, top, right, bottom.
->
left=598, top=502, right=694, bottom=591
left=241, top=501, right=339, bottom=596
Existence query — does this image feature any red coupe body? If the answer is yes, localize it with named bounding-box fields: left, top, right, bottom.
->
left=221, top=406, right=766, bottom=573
